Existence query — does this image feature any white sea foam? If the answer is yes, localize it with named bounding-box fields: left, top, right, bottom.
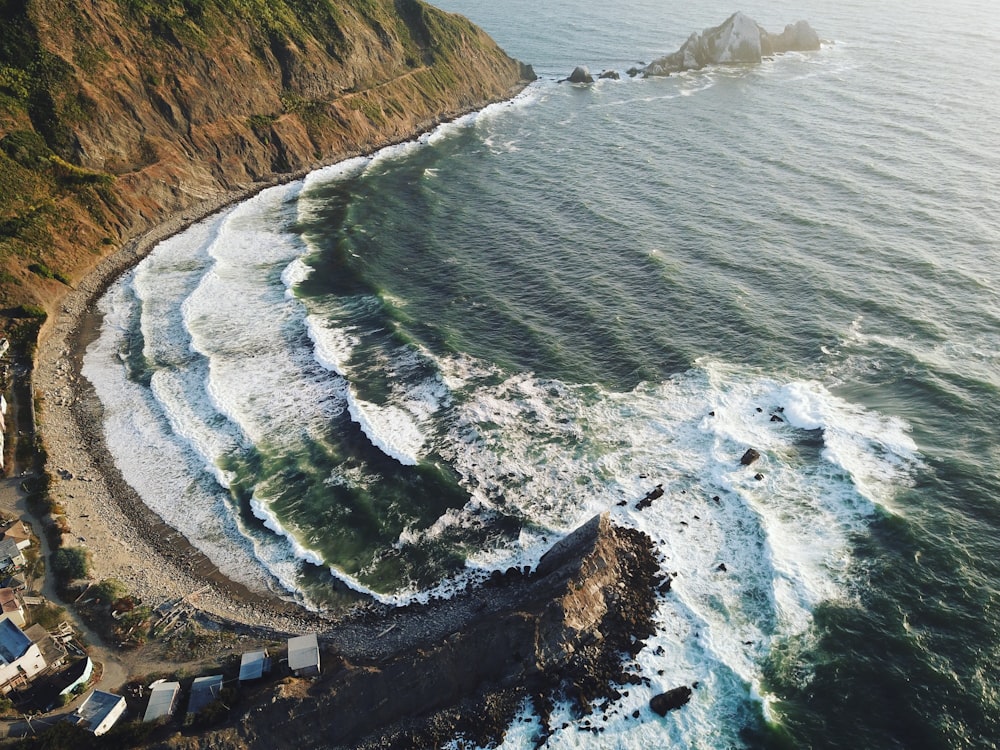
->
left=305, top=306, right=450, bottom=467
left=300, top=155, right=370, bottom=196
left=305, top=315, right=358, bottom=378
left=426, top=354, right=920, bottom=745
left=346, top=397, right=423, bottom=466
left=280, top=257, right=313, bottom=297
left=84, top=74, right=922, bottom=744
left=84, top=271, right=277, bottom=594
left=249, top=495, right=326, bottom=568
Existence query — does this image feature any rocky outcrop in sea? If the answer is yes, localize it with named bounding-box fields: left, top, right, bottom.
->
left=644, top=12, right=821, bottom=76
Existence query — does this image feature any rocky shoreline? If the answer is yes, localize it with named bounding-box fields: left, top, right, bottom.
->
left=29, top=80, right=680, bottom=748
left=161, top=514, right=664, bottom=749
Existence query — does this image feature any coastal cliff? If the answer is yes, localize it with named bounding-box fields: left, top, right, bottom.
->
left=0, top=0, right=533, bottom=327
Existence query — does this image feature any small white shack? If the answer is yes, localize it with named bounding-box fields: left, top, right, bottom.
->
left=287, top=633, right=320, bottom=676
left=73, top=690, right=126, bottom=736
left=143, top=680, right=181, bottom=722
left=187, top=674, right=224, bottom=716
left=239, top=649, right=271, bottom=682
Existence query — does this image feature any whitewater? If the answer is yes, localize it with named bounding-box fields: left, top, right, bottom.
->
left=83, top=0, right=1000, bottom=746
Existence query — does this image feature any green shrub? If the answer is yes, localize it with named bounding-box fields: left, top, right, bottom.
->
left=10, top=304, right=47, bottom=321
left=48, top=154, right=113, bottom=187
left=27, top=262, right=70, bottom=284
left=51, top=547, right=89, bottom=580
left=92, top=578, right=126, bottom=603
left=0, top=129, right=51, bottom=168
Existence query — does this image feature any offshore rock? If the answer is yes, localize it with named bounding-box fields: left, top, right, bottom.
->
left=567, top=65, right=595, bottom=83
left=772, top=20, right=822, bottom=53
left=644, top=12, right=821, bottom=76
left=740, top=448, right=761, bottom=466
left=650, top=685, right=693, bottom=716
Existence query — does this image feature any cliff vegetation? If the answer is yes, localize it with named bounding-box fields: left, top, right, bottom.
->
left=0, top=0, right=532, bottom=341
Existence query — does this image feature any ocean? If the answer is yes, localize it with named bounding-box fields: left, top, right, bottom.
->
left=82, top=0, right=1000, bottom=747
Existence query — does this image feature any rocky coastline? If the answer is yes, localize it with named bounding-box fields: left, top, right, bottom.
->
left=155, top=514, right=664, bottom=750
left=33, top=108, right=673, bottom=747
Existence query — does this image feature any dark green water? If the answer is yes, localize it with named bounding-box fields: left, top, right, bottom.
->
left=86, top=0, right=1000, bottom=745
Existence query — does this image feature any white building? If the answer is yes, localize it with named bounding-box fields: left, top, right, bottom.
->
left=0, top=619, right=47, bottom=693
left=143, top=680, right=181, bottom=722
left=288, top=633, right=321, bottom=677
left=72, top=690, right=126, bottom=735
left=239, top=649, right=270, bottom=682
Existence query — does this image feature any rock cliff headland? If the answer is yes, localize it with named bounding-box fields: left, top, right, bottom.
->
left=0, top=0, right=533, bottom=326
left=158, top=514, right=663, bottom=750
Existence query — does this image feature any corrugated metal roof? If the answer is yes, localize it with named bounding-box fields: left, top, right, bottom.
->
left=143, top=681, right=180, bottom=722
left=75, top=690, right=125, bottom=730
left=239, top=650, right=269, bottom=681
left=187, top=674, right=224, bottom=715
left=287, top=633, right=320, bottom=673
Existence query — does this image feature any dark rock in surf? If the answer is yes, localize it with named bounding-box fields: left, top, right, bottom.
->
left=636, top=484, right=664, bottom=510
left=599, top=70, right=620, bottom=80
left=650, top=686, right=693, bottom=716
left=567, top=65, right=594, bottom=83
left=740, top=448, right=761, bottom=466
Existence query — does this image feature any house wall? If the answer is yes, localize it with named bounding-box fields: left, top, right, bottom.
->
left=94, top=698, right=127, bottom=736
left=0, top=608, right=26, bottom=629
left=0, top=642, right=45, bottom=688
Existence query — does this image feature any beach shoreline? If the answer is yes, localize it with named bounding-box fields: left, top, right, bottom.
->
left=36, top=175, right=329, bottom=632
left=32, top=95, right=530, bottom=633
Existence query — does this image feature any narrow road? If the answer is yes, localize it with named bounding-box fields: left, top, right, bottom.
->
left=0, top=350, right=131, bottom=737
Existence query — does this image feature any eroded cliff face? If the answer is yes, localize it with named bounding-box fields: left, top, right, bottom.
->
left=0, top=0, right=532, bottom=318
left=154, top=514, right=661, bottom=750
